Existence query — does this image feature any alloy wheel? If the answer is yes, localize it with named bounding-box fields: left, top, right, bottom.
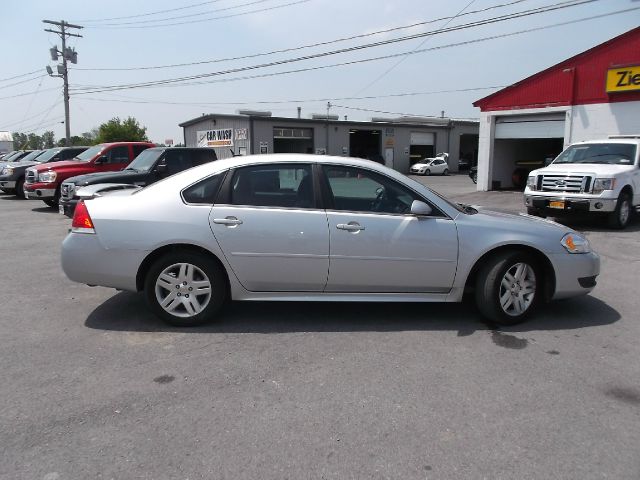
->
left=499, top=262, right=536, bottom=317
left=155, top=262, right=212, bottom=318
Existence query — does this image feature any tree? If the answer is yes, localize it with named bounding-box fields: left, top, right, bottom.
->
left=95, top=117, right=148, bottom=143
left=42, top=131, right=55, bottom=148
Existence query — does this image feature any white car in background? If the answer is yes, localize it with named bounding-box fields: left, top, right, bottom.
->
left=410, top=153, right=449, bottom=176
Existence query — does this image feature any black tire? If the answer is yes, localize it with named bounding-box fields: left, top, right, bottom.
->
left=442, top=168, right=449, bottom=176
left=144, top=251, right=228, bottom=327
left=475, top=251, right=541, bottom=325
left=471, top=172, right=477, bottom=184
left=607, top=192, right=632, bottom=229
left=424, top=169, right=431, bottom=176
left=15, top=177, right=25, bottom=199
left=43, top=186, right=61, bottom=208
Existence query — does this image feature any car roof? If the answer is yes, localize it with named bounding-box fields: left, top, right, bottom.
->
left=572, top=138, right=640, bottom=146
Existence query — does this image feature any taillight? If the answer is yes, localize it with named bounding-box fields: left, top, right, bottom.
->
left=71, top=200, right=95, bottom=234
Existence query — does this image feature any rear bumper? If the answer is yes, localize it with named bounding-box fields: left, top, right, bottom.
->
left=524, top=194, right=617, bottom=214
left=61, top=232, right=148, bottom=292
left=549, top=251, right=600, bottom=299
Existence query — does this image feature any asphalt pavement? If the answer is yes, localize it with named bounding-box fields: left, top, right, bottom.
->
left=1, top=177, right=639, bottom=480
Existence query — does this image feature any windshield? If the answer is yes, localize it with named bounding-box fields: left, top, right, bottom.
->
left=126, top=149, right=163, bottom=171
left=74, top=145, right=105, bottom=162
left=19, top=150, right=44, bottom=163
left=35, top=148, right=63, bottom=163
left=553, top=143, right=637, bottom=165
left=2, top=151, right=19, bottom=161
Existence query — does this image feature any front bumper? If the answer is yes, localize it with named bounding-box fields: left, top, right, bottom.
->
left=549, top=251, right=600, bottom=300
left=24, top=183, right=56, bottom=199
left=524, top=194, right=617, bottom=214
left=0, top=180, right=16, bottom=189
left=410, top=168, right=427, bottom=175
left=59, top=198, right=78, bottom=218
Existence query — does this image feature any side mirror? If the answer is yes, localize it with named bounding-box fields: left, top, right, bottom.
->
left=410, top=200, right=433, bottom=216
left=156, top=163, right=168, bottom=174
left=94, top=155, right=108, bottom=165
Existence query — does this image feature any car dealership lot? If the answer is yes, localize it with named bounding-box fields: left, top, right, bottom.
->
left=1, top=180, right=640, bottom=479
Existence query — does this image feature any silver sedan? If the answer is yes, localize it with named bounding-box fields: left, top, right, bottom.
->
left=61, top=155, right=600, bottom=327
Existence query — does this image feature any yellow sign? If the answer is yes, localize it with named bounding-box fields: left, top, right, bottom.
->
left=606, top=66, right=640, bottom=93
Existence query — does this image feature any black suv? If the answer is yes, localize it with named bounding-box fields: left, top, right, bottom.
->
left=0, top=147, right=88, bottom=198
left=59, top=147, right=218, bottom=217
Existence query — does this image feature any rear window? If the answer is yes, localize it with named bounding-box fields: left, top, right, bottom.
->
left=181, top=172, right=226, bottom=204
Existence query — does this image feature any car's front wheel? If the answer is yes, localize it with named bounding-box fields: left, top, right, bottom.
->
left=15, top=177, right=25, bottom=199
left=607, top=192, right=632, bottom=229
left=144, top=251, right=228, bottom=327
left=475, top=251, right=540, bottom=325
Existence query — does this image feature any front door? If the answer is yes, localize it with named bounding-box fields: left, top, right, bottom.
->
left=209, top=163, right=329, bottom=292
left=321, top=164, right=458, bottom=293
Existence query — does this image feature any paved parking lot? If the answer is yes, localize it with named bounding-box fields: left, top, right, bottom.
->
left=1, top=179, right=639, bottom=480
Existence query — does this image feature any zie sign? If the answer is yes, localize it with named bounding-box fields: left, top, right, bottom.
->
left=197, top=129, right=234, bottom=148
left=606, top=65, right=640, bottom=93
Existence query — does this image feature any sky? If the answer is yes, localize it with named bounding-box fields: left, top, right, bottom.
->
left=0, top=0, right=638, bottom=144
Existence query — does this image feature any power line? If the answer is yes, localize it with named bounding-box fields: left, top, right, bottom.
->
left=83, top=0, right=311, bottom=29
left=89, top=0, right=273, bottom=26
left=0, top=86, right=60, bottom=102
left=75, top=0, right=225, bottom=23
left=77, top=5, right=637, bottom=96
left=76, top=86, right=507, bottom=108
left=0, top=69, right=43, bottom=83
left=74, top=0, right=531, bottom=72
left=69, top=0, right=601, bottom=95
left=0, top=74, right=48, bottom=90
left=0, top=100, right=63, bottom=131
left=332, top=104, right=478, bottom=120
left=352, top=0, right=476, bottom=96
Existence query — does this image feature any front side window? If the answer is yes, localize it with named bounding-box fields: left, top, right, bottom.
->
left=230, top=164, right=313, bottom=208
left=322, top=165, right=420, bottom=214
left=164, top=150, right=196, bottom=175
left=76, top=145, right=105, bottom=161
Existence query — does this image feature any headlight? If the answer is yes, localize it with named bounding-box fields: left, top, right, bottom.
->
left=527, top=175, right=536, bottom=191
left=1, top=167, right=12, bottom=175
left=38, top=171, right=57, bottom=183
left=561, top=233, right=591, bottom=254
left=592, top=178, right=615, bottom=194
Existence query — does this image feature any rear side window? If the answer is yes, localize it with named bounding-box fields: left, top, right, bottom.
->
left=132, top=144, right=150, bottom=158
left=164, top=150, right=198, bottom=175
left=106, top=146, right=130, bottom=164
left=194, top=149, right=217, bottom=165
left=182, top=172, right=225, bottom=205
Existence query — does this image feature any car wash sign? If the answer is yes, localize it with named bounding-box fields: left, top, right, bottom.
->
left=606, top=65, right=640, bottom=93
left=197, top=129, right=233, bottom=148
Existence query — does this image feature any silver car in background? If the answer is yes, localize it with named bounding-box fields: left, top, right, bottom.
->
left=61, top=154, right=600, bottom=327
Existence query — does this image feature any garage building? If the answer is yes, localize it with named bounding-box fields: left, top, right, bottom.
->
left=179, top=111, right=478, bottom=174
left=474, top=27, right=640, bottom=191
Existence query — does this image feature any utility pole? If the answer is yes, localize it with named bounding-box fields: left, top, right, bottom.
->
left=43, top=20, right=82, bottom=146
left=325, top=102, right=332, bottom=155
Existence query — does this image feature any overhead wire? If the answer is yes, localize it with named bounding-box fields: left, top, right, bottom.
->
left=68, top=0, right=604, bottom=95
left=0, top=69, right=44, bottom=83
left=74, top=0, right=531, bottom=71
left=75, top=0, right=226, bottom=23
left=0, top=86, right=60, bottom=102
left=83, top=0, right=312, bottom=29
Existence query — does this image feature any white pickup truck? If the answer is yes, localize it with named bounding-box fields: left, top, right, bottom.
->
left=524, top=137, right=640, bottom=229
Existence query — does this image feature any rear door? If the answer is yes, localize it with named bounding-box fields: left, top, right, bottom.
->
left=209, top=163, right=329, bottom=292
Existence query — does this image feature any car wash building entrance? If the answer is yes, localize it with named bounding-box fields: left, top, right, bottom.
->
left=273, top=127, right=314, bottom=154
left=349, top=129, right=381, bottom=161
left=409, top=132, right=435, bottom=165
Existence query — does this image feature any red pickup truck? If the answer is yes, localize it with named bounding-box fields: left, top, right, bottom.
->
left=24, top=141, right=155, bottom=207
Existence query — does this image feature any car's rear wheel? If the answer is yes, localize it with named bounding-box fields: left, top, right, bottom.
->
left=475, top=251, right=540, bottom=325
left=607, top=192, right=632, bottom=229
left=144, top=251, right=227, bottom=327
left=424, top=169, right=431, bottom=176
left=442, top=168, right=449, bottom=176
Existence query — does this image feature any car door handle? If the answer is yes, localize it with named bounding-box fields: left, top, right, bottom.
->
left=212, top=217, right=243, bottom=226
left=336, top=223, right=365, bottom=232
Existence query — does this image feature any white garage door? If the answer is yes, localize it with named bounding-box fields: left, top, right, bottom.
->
left=495, top=113, right=565, bottom=139
left=410, top=132, right=435, bottom=145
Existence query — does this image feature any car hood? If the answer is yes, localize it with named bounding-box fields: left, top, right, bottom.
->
left=30, top=159, right=86, bottom=172
left=76, top=183, right=142, bottom=198
left=469, top=206, right=570, bottom=235
left=412, top=162, right=432, bottom=168
left=530, top=163, right=635, bottom=177
left=66, top=169, right=139, bottom=186
left=4, top=160, right=38, bottom=169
